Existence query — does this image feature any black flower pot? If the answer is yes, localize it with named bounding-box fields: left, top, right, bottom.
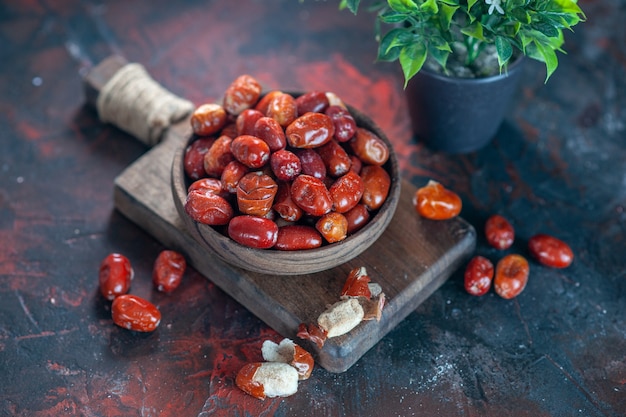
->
left=406, top=58, right=525, bottom=154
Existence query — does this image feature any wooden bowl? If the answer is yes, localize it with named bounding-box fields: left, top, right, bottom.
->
left=171, top=102, right=401, bottom=275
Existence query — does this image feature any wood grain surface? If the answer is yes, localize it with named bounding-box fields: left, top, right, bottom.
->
left=86, top=56, right=476, bottom=372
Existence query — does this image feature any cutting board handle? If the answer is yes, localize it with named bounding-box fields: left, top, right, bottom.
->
left=84, top=55, right=194, bottom=147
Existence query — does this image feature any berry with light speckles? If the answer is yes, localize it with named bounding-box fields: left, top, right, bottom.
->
left=98, top=253, right=133, bottom=301
left=111, top=294, right=161, bottom=332
left=464, top=256, right=494, bottom=296
left=152, top=250, right=186, bottom=293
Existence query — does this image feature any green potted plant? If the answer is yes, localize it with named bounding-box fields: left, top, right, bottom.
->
left=339, top=0, right=586, bottom=153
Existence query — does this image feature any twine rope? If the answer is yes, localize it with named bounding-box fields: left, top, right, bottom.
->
left=96, top=63, right=194, bottom=146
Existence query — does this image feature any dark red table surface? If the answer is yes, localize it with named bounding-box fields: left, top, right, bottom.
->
left=1, top=1, right=625, bottom=416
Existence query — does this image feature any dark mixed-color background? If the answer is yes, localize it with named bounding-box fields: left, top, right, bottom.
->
left=1, top=0, right=625, bottom=416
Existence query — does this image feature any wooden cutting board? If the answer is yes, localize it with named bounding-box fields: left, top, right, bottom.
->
left=84, top=55, right=476, bottom=373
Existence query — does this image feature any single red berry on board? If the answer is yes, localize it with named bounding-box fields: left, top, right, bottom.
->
left=414, top=180, right=462, bottom=220
left=528, top=234, right=574, bottom=268
left=485, top=214, right=515, bottom=250
left=153, top=250, right=186, bottom=293
left=341, top=266, right=372, bottom=298
left=464, top=256, right=494, bottom=296
left=111, top=294, right=161, bottom=332
left=494, top=254, right=529, bottom=299
left=297, top=322, right=328, bottom=349
left=99, top=253, right=133, bottom=301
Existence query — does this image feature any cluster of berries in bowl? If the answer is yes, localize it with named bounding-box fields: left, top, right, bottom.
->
left=171, top=75, right=400, bottom=275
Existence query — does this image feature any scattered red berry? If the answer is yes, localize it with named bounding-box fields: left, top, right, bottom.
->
left=98, top=253, right=133, bottom=301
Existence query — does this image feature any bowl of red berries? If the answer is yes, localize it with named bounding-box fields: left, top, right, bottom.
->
left=171, top=75, right=400, bottom=275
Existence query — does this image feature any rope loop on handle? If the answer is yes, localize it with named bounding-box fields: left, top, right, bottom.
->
left=96, top=63, right=194, bottom=146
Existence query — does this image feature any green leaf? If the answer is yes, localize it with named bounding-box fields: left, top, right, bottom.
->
left=428, top=44, right=450, bottom=70
left=340, top=0, right=361, bottom=14
left=548, top=0, right=585, bottom=16
left=531, top=21, right=560, bottom=38
left=461, top=22, right=486, bottom=41
left=533, top=39, right=559, bottom=82
left=509, top=7, right=531, bottom=24
left=495, top=36, right=513, bottom=71
left=388, top=0, right=419, bottom=13
left=399, top=41, right=428, bottom=87
left=440, top=4, right=459, bottom=30
left=430, top=35, right=453, bottom=53
left=378, top=46, right=401, bottom=62
left=537, top=28, right=565, bottom=50
left=507, top=0, right=527, bottom=7
left=379, top=10, right=410, bottom=23
left=519, top=32, right=533, bottom=50
left=467, top=0, right=479, bottom=12
left=377, top=28, right=414, bottom=61
left=542, top=11, right=583, bottom=29
left=420, top=0, right=438, bottom=14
